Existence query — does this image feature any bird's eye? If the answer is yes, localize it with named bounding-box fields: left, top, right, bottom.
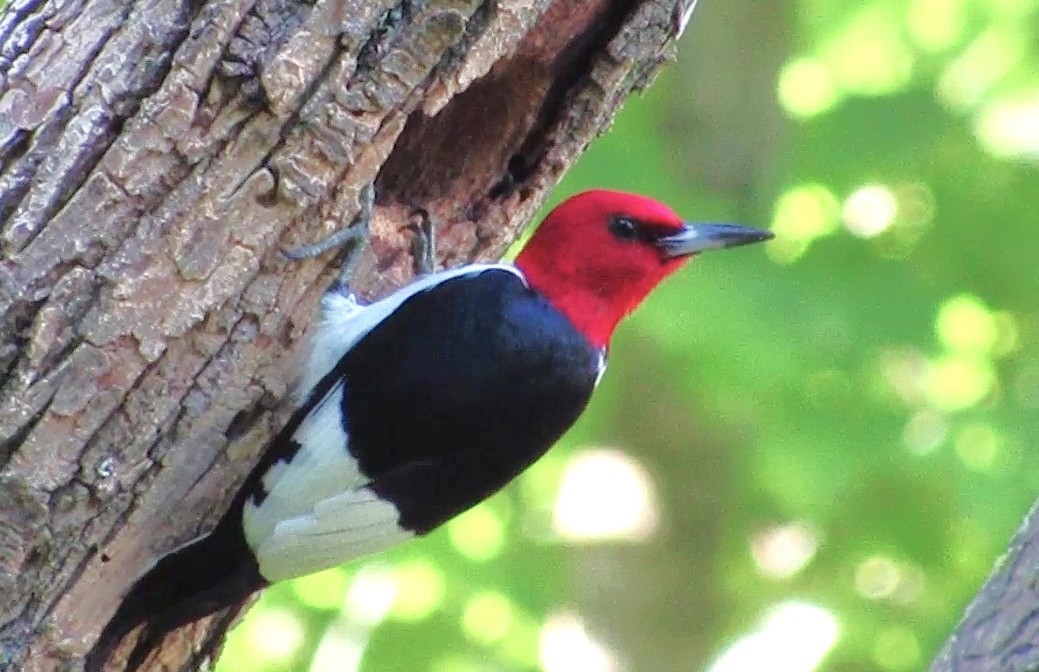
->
left=609, top=216, right=640, bottom=240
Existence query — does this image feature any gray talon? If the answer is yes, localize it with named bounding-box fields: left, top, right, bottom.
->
left=410, top=208, right=437, bottom=276
left=282, top=184, right=376, bottom=288
left=282, top=184, right=375, bottom=260
left=282, top=226, right=366, bottom=261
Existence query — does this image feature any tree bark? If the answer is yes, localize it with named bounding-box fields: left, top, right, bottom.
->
left=932, top=501, right=1039, bottom=671
left=0, top=0, right=696, bottom=669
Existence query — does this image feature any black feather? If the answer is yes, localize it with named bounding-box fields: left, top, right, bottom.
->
left=335, top=269, right=601, bottom=533
left=84, top=515, right=264, bottom=672
left=86, top=267, right=600, bottom=670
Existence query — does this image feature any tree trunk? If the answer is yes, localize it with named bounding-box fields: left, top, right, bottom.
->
left=931, top=500, right=1039, bottom=671
left=0, top=0, right=695, bottom=669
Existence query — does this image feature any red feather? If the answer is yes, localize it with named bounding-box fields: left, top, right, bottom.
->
left=516, top=190, right=691, bottom=348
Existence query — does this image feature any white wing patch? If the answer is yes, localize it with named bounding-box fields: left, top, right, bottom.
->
left=242, top=385, right=407, bottom=581
left=242, top=383, right=366, bottom=552
left=253, top=490, right=412, bottom=582
left=244, top=265, right=524, bottom=582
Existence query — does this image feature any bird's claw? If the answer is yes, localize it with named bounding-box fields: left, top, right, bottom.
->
left=281, top=183, right=376, bottom=289
left=410, top=208, right=437, bottom=276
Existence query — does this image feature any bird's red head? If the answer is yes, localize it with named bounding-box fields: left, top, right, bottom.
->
left=515, top=190, right=772, bottom=348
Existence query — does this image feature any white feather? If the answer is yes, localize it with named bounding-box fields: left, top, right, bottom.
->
left=252, top=489, right=412, bottom=582
left=242, top=383, right=364, bottom=550
left=244, top=264, right=526, bottom=582
left=594, top=350, right=607, bottom=387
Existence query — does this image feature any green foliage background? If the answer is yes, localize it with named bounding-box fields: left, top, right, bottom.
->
left=219, top=1, right=1039, bottom=671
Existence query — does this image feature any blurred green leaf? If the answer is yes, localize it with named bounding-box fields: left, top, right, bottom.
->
left=219, top=1, right=1039, bottom=671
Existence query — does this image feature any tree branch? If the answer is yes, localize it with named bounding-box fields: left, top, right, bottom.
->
left=932, top=501, right=1039, bottom=671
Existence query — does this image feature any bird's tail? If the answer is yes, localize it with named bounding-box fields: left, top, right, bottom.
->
left=85, top=518, right=265, bottom=672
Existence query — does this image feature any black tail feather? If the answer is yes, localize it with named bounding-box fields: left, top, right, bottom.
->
left=86, top=518, right=265, bottom=672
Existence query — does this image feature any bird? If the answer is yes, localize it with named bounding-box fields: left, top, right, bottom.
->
left=85, top=189, right=772, bottom=671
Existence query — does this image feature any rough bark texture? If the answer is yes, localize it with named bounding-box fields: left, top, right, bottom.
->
left=0, top=0, right=696, bottom=670
left=931, top=503, right=1039, bottom=672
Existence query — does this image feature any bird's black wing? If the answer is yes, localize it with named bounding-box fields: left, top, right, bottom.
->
left=87, top=266, right=601, bottom=671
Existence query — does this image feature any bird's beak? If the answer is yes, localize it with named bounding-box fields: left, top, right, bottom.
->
left=658, top=222, right=774, bottom=258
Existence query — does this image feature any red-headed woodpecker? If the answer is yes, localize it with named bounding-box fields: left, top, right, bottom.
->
left=87, top=190, right=772, bottom=672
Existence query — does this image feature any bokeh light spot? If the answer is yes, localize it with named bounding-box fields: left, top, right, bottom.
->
left=310, top=625, right=366, bottom=672
left=842, top=184, right=898, bottom=238
left=878, top=348, right=930, bottom=407
left=974, top=91, right=1039, bottom=160
left=923, top=354, right=996, bottom=411
left=346, top=563, right=397, bottom=625
left=769, top=183, right=840, bottom=263
left=243, top=608, right=304, bottom=662
left=873, top=626, right=922, bottom=670
left=855, top=556, right=901, bottom=600
left=777, top=58, right=840, bottom=119
left=499, top=616, right=542, bottom=667
left=553, top=448, right=659, bottom=542
left=955, top=422, right=1003, bottom=472
left=750, top=522, right=820, bottom=580
left=291, top=567, right=348, bottom=611
left=708, top=602, right=839, bottom=672
left=938, top=25, right=1028, bottom=110
left=902, top=410, right=948, bottom=456
left=854, top=555, right=924, bottom=605
left=824, top=6, right=914, bottom=95
left=895, top=182, right=937, bottom=226
left=461, top=591, right=515, bottom=644
left=540, top=612, right=619, bottom=672
left=906, top=0, right=968, bottom=53
left=447, top=503, right=506, bottom=561
left=935, top=294, right=998, bottom=356
left=391, top=559, right=445, bottom=621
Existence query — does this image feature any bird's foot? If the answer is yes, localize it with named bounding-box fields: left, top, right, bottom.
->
left=409, top=208, right=437, bottom=276
left=282, top=183, right=376, bottom=289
